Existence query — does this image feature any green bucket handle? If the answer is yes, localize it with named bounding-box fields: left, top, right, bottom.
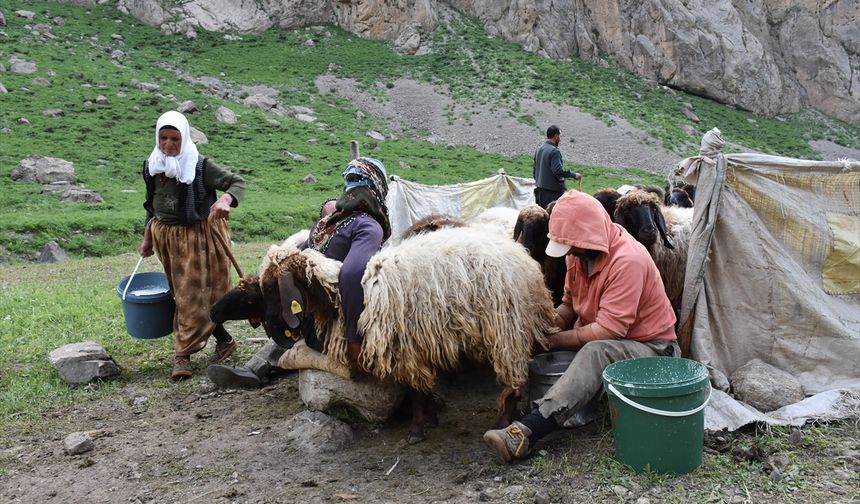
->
left=607, top=381, right=712, bottom=417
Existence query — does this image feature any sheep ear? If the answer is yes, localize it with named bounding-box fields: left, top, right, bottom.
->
left=278, top=273, right=303, bottom=329
left=654, top=207, right=674, bottom=249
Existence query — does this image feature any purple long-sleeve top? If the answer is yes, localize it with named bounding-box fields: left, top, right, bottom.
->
left=301, top=213, right=384, bottom=342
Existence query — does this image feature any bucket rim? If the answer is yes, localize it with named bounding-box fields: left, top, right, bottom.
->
left=117, top=271, right=172, bottom=303
left=602, top=357, right=709, bottom=398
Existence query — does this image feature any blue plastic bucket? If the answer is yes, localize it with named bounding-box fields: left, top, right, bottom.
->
left=116, top=271, right=175, bottom=339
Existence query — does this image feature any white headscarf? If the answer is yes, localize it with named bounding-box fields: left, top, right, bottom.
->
left=147, top=111, right=199, bottom=184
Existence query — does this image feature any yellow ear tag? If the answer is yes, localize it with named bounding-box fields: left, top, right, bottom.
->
left=290, top=300, right=302, bottom=315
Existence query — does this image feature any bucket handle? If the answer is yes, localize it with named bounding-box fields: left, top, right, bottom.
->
left=121, top=255, right=145, bottom=301
left=607, top=381, right=712, bottom=417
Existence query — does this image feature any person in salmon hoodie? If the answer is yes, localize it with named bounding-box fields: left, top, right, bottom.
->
left=483, top=190, right=679, bottom=462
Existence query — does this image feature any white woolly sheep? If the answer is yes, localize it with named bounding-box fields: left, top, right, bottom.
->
left=259, top=227, right=558, bottom=443
left=466, top=206, right=521, bottom=237
left=614, top=190, right=693, bottom=311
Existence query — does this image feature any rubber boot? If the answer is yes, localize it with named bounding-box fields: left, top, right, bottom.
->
left=206, top=340, right=287, bottom=388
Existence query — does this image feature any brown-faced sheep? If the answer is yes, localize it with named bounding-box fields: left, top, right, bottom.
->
left=665, top=182, right=696, bottom=208
left=398, top=213, right=465, bottom=241
left=260, top=227, right=558, bottom=443
left=613, top=190, right=693, bottom=311
left=513, top=205, right=565, bottom=306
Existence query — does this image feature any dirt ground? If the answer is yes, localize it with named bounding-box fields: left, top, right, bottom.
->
left=3, top=353, right=858, bottom=504
left=1, top=361, right=620, bottom=504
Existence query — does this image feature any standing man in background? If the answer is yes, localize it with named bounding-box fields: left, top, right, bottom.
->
left=533, top=125, right=581, bottom=208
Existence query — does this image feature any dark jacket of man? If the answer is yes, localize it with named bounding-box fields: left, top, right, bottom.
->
left=533, top=140, right=576, bottom=192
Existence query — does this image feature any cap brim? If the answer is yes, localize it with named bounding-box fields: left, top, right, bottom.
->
left=546, top=240, right=571, bottom=258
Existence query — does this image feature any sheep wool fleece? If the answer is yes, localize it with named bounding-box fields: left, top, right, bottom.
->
left=151, top=218, right=232, bottom=356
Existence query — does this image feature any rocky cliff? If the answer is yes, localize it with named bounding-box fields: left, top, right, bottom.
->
left=109, top=0, right=858, bottom=125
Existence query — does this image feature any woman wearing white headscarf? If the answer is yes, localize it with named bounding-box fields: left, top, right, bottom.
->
left=139, top=111, right=246, bottom=380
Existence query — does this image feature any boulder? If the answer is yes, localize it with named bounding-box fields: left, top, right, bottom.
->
left=730, top=358, right=805, bottom=412
left=31, top=77, right=50, bottom=87
left=286, top=105, right=314, bottom=117
left=43, top=108, right=64, bottom=117
left=284, top=410, right=353, bottom=455
left=298, top=369, right=406, bottom=423
left=48, top=341, right=120, bottom=385
left=243, top=94, right=278, bottom=112
left=38, top=241, right=68, bottom=263
left=12, top=156, right=75, bottom=183
left=284, top=151, right=308, bottom=162
left=214, top=106, right=237, bottom=124
left=95, top=95, right=109, bottom=105
left=301, top=174, right=317, bottom=183
left=366, top=130, right=385, bottom=141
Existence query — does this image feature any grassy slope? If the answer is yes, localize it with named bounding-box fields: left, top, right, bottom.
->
left=1, top=1, right=857, bottom=258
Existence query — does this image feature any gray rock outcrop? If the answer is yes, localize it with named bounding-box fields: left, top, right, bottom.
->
left=189, top=126, right=207, bottom=144
left=298, top=369, right=406, bottom=423
left=49, top=341, right=121, bottom=385
left=10, top=58, right=37, bottom=74
left=38, top=241, right=69, bottom=263
left=12, top=156, right=75, bottom=183
left=284, top=410, right=353, bottom=454
left=114, top=0, right=859, bottom=125
left=730, top=358, right=806, bottom=412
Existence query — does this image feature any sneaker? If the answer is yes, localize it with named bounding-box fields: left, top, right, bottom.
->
left=171, top=355, right=193, bottom=380
left=209, top=338, right=237, bottom=364
left=482, top=421, right=532, bottom=462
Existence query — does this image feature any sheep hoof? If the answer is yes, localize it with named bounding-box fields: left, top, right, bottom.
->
left=406, top=431, right=426, bottom=445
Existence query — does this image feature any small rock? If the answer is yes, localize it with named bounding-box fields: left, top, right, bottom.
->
left=366, top=130, right=385, bottom=141
left=15, top=10, right=35, bottom=21
left=504, top=485, right=523, bottom=497
left=43, top=108, right=64, bottom=117
left=832, top=469, right=852, bottom=481
left=64, top=432, right=94, bottom=455
left=266, top=119, right=280, bottom=126
left=303, top=39, right=315, bottom=47
left=764, top=453, right=790, bottom=473
left=295, top=113, right=315, bottom=122
left=134, top=81, right=160, bottom=92
left=682, top=108, right=700, bottom=123
left=11, top=60, right=37, bottom=74
left=635, top=498, right=650, bottom=504
left=354, top=111, right=365, bottom=121
left=0, top=83, right=6, bottom=94
left=110, top=49, right=126, bottom=61
left=52, top=16, right=64, bottom=26
left=95, top=95, right=109, bottom=105
left=48, top=341, right=120, bottom=385
left=611, top=485, right=629, bottom=498
left=284, top=151, right=308, bottom=162
left=301, top=174, right=317, bottom=184
left=0, top=11, right=5, bottom=27
left=478, top=492, right=491, bottom=502
left=215, top=106, right=237, bottom=124
left=177, top=100, right=196, bottom=113
left=16, top=117, right=30, bottom=125
left=534, top=491, right=550, bottom=504
left=768, top=468, right=782, bottom=482
left=31, top=77, right=50, bottom=86
left=111, top=33, right=123, bottom=41
left=822, top=482, right=846, bottom=495
left=284, top=410, right=353, bottom=454
left=38, top=241, right=68, bottom=263
left=307, top=138, right=319, bottom=144
left=189, top=127, right=207, bottom=145
left=681, top=124, right=698, bottom=136
left=788, top=428, right=803, bottom=446
left=287, top=105, right=315, bottom=116
left=731, top=359, right=805, bottom=412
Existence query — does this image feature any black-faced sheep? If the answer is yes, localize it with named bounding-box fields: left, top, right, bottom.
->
left=613, top=190, right=693, bottom=311
left=259, top=227, right=558, bottom=443
left=513, top=205, right=565, bottom=306
left=665, top=182, right=696, bottom=208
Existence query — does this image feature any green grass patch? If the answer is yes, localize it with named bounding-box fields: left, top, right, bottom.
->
left=1, top=1, right=857, bottom=258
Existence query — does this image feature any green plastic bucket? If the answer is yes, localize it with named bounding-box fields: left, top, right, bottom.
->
left=117, top=271, right=175, bottom=340
left=602, top=357, right=710, bottom=475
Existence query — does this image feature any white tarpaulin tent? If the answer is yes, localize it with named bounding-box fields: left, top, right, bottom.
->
left=385, top=169, right=536, bottom=238
left=678, top=129, right=860, bottom=431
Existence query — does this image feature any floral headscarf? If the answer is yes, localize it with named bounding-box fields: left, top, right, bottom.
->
left=310, top=158, right=391, bottom=252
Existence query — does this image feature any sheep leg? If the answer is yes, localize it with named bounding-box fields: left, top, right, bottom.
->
left=422, top=392, right=439, bottom=428
left=407, top=389, right=431, bottom=445
left=496, top=386, right=520, bottom=428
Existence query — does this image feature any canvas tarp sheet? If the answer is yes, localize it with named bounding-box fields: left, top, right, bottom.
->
left=678, top=128, right=860, bottom=431
left=385, top=170, right=536, bottom=238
